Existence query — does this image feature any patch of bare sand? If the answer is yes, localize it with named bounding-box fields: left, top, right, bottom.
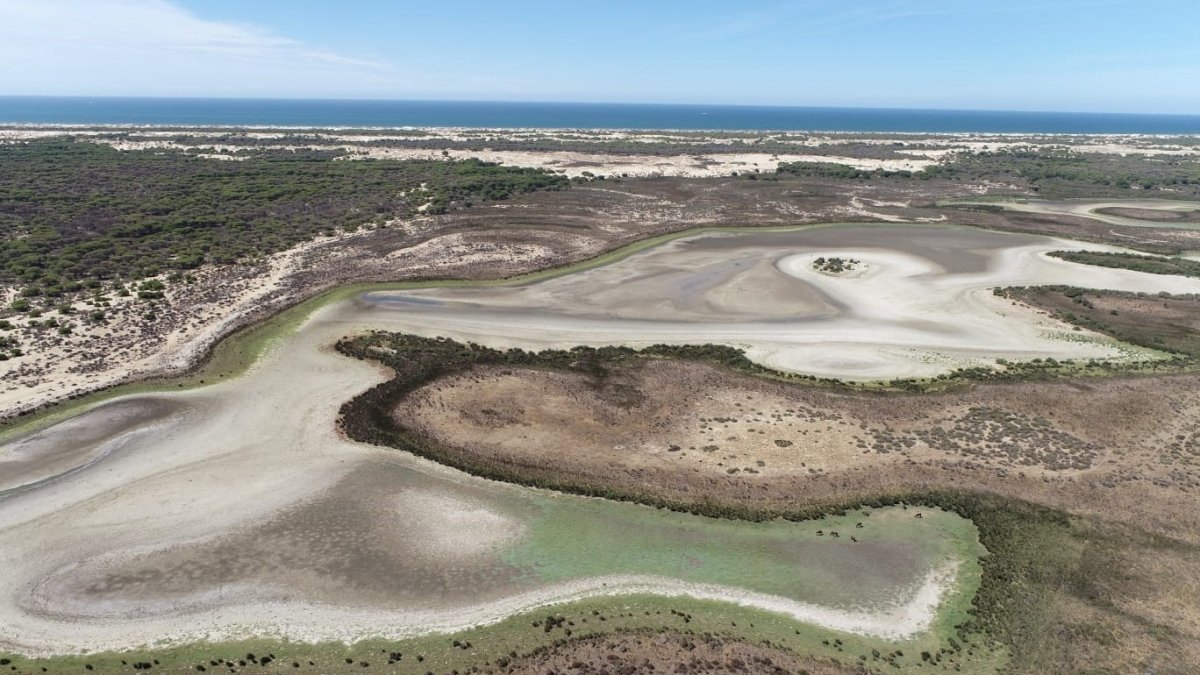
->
left=0, top=228, right=373, bottom=420
left=0, top=399, right=187, bottom=494
left=384, top=231, right=558, bottom=270
left=13, top=568, right=960, bottom=655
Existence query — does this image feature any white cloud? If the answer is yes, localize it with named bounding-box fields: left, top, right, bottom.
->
left=0, top=0, right=408, bottom=97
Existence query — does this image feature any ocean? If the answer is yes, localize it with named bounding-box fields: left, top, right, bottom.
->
left=1, top=97, right=1199, bottom=134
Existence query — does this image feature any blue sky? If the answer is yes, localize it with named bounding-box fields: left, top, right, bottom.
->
left=1, top=0, right=1198, bottom=113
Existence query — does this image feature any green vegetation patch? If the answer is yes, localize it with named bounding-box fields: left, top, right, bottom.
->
left=811, top=256, right=860, bottom=274
left=1047, top=250, right=1200, bottom=278
left=777, top=161, right=915, bottom=179
left=0, top=139, right=566, bottom=292
left=508, top=497, right=976, bottom=609
left=926, top=148, right=1200, bottom=196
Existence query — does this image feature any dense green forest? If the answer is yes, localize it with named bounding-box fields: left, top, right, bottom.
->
left=68, top=129, right=928, bottom=160
left=0, top=140, right=567, bottom=294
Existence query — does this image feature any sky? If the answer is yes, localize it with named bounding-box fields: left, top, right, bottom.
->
left=1, top=0, right=1198, bottom=114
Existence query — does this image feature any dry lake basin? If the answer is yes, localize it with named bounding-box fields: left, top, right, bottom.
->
left=3, top=221, right=1200, bottom=657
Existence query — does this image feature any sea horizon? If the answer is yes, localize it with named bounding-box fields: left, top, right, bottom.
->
left=2, top=96, right=1200, bottom=134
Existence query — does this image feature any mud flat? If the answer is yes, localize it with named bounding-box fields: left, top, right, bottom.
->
left=361, top=224, right=1200, bottom=380
left=0, top=286, right=978, bottom=657
left=0, top=399, right=187, bottom=496
left=946, top=198, right=1200, bottom=230
left=3, top=222, right=1198, bottom=657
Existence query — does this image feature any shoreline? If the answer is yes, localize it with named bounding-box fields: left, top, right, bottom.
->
left=3, top=564, right=965, bottom=657
left=1, top=122, right=1198, bottom=137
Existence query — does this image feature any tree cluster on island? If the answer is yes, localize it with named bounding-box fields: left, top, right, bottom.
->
left=811, top=256, right=860, bottom=274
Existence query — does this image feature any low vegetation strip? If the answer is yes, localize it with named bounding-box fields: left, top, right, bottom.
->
left=996, top=285, right=1200, bottom=356
left=334, top=331, right=1200, bottom=673
left=0, top=139, right=567, bottom=295
left=1048, top=250, right=1200, bottom=278
left=775, top=161, right=917, bottom=179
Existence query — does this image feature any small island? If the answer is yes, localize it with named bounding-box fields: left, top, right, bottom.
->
left=812, top=256, right=861, bottom=274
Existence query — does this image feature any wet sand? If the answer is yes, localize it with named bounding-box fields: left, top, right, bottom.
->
left=0, top=399, right=188, bottom=496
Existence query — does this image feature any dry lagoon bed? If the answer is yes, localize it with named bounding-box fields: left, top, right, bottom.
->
left=0, top=300, right=974, bottom=656
left=363, top=223, right=1200, bottom=380
left=2, top=222, right=1198, bottom=658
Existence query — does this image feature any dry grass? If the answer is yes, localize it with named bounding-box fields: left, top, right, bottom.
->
left=398, top=359, right=1200, bottom=541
